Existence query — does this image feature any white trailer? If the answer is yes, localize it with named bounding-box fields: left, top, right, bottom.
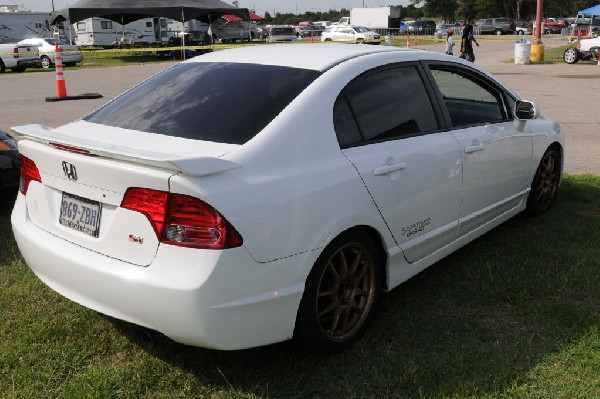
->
left=1, top=11, right=51, bottom=43
left=0, top=10, right=73, bottom=44
left=349, top=7, right=401, bottom=29
left=73, top=17, right=159, bottom=47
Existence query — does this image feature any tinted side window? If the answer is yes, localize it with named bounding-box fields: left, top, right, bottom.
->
left=430, top=68, right=507, bottom=127
left=85, top=63, right=320, bottom=145
left=334, top=66, right=439, bottom=146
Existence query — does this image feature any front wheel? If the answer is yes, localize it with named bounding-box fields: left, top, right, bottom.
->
left=294, top=231, right=382, bottom=354
left=563, top=47, right=580, bottom=64
left=526, top=146, right=561, bottom=216
left=495, top=29, right=503, bottom=35
left=517, top=30, right=524, bottom=35
left=0, top=59, right=5, bottom=73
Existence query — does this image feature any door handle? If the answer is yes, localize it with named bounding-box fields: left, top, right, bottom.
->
left=373, top=162, right=407, bottom=176
left=465, top=144, right=484, bottom=153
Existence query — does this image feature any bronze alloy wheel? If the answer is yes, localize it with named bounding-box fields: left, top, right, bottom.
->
left=527, top=146, right=561, bottom=215
left=294, top=231, right=381, bottom=353
left=315, top=241, right=377, bottom=342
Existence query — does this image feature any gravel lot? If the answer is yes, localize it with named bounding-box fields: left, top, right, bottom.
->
left=1, top=37, right=597, bottom=174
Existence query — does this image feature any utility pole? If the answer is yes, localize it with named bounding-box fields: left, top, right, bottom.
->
left=531, top=0, right=544, bottom=62
left=51, top=0, right=55, bottom=12
left=534, top=0, right=543, bottom=45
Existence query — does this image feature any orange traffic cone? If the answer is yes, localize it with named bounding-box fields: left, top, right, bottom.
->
left=406, top=35, right=411, bottom=47
left=54, top=42, right=67, bottom=98
left=45, top=43, right=102, bottom=102
left=413, top=37, right=418, bottom=46
left=311, top=36, right=314, bottom=44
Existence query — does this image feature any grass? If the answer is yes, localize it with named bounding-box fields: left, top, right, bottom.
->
left=1, top=173, right=600, bottom=398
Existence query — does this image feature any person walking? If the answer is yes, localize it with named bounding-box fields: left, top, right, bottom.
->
left=445, top=29, right=455, bottom=55
left=461, top=15, right=479, bottom=62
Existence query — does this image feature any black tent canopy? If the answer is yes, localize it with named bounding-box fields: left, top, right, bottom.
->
left=49, top=0, right=250, bottom=25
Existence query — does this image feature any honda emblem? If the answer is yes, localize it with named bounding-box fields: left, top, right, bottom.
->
left=62, top=161, right=78, bottom=181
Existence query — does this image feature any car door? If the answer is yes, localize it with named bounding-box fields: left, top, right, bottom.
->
left=336, top=27, right=354, bottom=42
left=480, top=19, right=492, bottom=33
left=426, top=64, right=533, bottom=232
left=335, top=64, right=463, bottom=263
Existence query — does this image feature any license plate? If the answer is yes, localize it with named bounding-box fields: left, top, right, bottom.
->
left=59, top=192, right=102, bottom=237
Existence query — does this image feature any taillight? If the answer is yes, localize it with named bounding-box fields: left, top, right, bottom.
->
left=120, top=188, right=169, bottom=236
left=19, top=155, right=42, bottom=195
left=121, top=188, right=242, bottom=249
left=13, top=47, right=18, bottom=59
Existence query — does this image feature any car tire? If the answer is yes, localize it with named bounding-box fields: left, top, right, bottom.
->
left=10, top=66, right=26, bottom=73
left=40, top=55, right=52, bottom=69
left=517, top=30, right=524, bottom=35
left=294, top=230, right=382, bottom=354
left=526, top=145, right=561, bottom=216
left=0, top=59, right=5, bottom=73
left=589, top=47, right=600, bottom=62
left=495, top=29, right=503, bottom=35
left=563, top=47, right=580, bottom=64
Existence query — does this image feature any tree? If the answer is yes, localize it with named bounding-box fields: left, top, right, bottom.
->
left=414, top=0, right=600, bottom=20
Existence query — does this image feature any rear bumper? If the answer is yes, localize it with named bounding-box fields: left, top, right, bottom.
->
left=60, top=53, right=83, bottom=63
left=11, top=194, right=307, bottom=350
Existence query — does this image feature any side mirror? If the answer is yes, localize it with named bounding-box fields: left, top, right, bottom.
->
left=515, top=100, right=539, bottom=120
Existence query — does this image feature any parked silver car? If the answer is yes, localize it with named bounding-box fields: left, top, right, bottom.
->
left=18, top=38, right=83, bottom=68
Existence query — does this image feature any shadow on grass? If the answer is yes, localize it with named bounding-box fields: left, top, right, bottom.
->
left=105, top=175, right=600, bottom=398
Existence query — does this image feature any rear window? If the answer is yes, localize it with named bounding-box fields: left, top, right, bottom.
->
left=84, top=62, right=320, bottom=144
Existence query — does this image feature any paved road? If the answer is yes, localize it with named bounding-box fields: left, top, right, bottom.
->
left=1, top=37, right=597, bottom=174
left=429, top=36, right=599, bottom=175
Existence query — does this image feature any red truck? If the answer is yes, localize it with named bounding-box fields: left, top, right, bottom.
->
left=533, top=18, right=568, bottom=34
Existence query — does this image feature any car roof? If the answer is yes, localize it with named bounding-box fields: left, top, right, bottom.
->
left=187, top=44, right=420, bottom=72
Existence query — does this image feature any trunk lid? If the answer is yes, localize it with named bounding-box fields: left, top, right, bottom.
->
left=13, top=121, right=241, bottom=266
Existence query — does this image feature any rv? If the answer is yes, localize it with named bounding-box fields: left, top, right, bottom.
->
left=73, top=17, right=161, bottom=47
left=0, top=9, right=73, bottom=44
left=1, top=10, right=50, bottom=43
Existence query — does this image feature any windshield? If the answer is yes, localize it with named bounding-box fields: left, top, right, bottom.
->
left=45, top=38, right=68, bottom=45
left=271, top=28, right=295, bottom=35
left=84, top=62, right=320, bottom=145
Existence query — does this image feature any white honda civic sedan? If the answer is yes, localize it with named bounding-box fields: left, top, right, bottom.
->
left=11, top=44, right=563, bottom=354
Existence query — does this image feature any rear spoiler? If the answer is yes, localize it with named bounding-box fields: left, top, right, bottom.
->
left=11, top=124, right=241, bottom=177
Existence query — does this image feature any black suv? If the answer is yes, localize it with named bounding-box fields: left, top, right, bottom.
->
left=476, top=18, right=516, bottom=35
left=406, top=20, right=437, bottom=35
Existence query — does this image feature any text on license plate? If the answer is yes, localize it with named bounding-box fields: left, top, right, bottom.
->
left=59, top=192, right=102, bottom=237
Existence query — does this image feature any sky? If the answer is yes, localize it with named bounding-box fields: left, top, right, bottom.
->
left=10, top=0, right=414, bottom=16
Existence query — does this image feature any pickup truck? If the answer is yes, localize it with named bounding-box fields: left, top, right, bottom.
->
left=533, top=18, right=568, bottom=34
left=0, top=43, right=39, bottom=73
